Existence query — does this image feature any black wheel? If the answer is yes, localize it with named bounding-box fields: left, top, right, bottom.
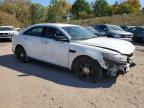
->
left=72, top=56, right=103, bottom=83
left=15, top=46, right=29, bottom=63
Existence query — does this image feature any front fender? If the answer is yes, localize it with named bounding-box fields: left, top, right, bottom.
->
left=68, top=43, right=107, bottom=70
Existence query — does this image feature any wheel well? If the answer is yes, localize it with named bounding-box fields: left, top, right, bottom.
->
left=15, top=44, right=24, bottom=50
left=15, top=44, right=25, bottom=53
left=71, top=55, right=94, bottom=70
left=71, top=55, right=105, bottom=71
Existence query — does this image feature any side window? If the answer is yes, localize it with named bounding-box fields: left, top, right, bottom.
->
left=129, top=27, right=136, bottom=33
left=23, top=27, right=44, bottom=37
left=44, top=27, right=67, bottom=41
left=96, top=25, right=107, bottom=31
left=135, top=28, right=141, bottom=34
left=100, top=26, right=108, bottom=31
left=95, top=26, right=100, bottom=30
left=138, top=28, right=144, bottom=34
left=142, top=28, right=144, bottom=34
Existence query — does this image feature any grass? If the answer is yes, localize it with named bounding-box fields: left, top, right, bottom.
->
left=69, top=14, right=144, bottom=26
left=0, top=11, right=144, bottom=28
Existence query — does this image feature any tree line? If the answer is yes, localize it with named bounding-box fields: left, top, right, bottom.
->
left=0, top=0, right=142, bottom=26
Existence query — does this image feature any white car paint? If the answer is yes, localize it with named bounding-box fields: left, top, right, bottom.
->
left=77, top=37, right=135, bottom=55
left=12, top=23, right=135, bottom=75
left=41, top=38, right=69, bottom=67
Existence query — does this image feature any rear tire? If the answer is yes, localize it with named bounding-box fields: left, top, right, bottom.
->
left=15, top=46, right=29, bottom=63
left=72, top=56, right=103, bottom=83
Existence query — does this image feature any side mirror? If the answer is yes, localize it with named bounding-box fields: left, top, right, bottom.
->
left=54, top=34, right=69, bottom=42
left=56, top=38, right=69, bottom=42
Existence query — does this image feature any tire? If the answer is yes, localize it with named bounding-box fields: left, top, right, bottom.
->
left=72, top=56, right=103, bottom=83
left=15, top=46, right=29, bottom=63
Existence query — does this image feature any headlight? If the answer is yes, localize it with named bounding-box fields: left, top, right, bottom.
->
left=103, top=53, right=127, bottom=64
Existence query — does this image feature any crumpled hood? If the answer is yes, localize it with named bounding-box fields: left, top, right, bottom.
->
left=77, top=37, right=135, bottom=55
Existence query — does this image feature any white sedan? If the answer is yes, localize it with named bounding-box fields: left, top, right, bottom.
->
left=12, top=23, right=135, bottom=82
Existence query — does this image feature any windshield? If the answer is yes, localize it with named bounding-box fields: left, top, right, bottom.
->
left=62, top=26, right=96, bottom=40
left=0, top=27, right=14, bottom=31
left=84, top=26, right=98, bottom=33
left=108, top=25, right=124, bottom=31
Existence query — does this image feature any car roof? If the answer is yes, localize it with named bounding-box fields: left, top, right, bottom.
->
left=33, top=23, right=78, bottom=28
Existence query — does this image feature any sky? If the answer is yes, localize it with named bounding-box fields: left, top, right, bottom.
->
left=32, top=0, right=144, bottom=8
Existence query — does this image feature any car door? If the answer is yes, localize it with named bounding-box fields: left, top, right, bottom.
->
left=22, top=26, right=44, bottom=59
left=41, top=26, right=69, bottom=67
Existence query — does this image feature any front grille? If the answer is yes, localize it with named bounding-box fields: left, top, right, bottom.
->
left=0, top=33, right=8, bottom=36
left=121, top=35, right=132, bottom=38
left=127, top=35, right=133, bottom=38
left=0, top=33, right=10, bottom=37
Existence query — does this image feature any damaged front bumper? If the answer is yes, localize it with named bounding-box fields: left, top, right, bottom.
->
left=103, top=54, right=135, bottom=76
left=106, top=62, right=135, bottom=76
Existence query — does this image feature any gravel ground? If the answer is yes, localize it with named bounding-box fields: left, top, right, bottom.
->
left=0, top=42, right=144, bottom=108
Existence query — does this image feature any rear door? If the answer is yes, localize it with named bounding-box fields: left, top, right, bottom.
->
left=22, top=26, right=45, bottom=59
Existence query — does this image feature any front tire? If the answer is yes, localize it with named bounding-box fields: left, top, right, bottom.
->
left=15, top=46, right=29, bottom=63
left=72, top=56, right=103, bottom=83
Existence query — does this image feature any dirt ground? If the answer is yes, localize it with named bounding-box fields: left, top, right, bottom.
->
left=0, top=42, right=144, bottom=108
